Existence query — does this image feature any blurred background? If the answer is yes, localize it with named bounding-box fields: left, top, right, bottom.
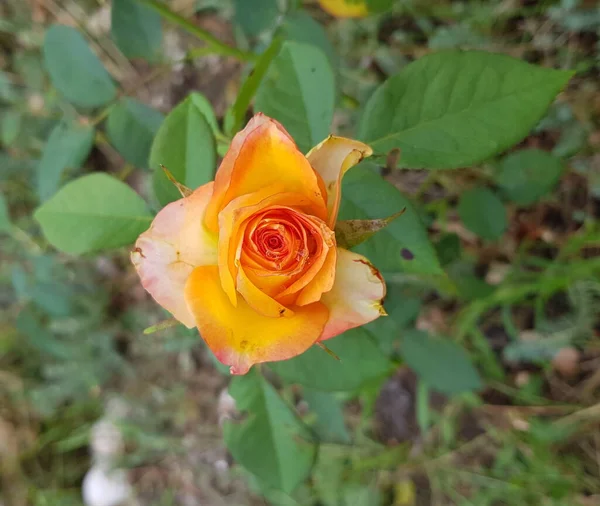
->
left=1, top=0, right=600, bottom=505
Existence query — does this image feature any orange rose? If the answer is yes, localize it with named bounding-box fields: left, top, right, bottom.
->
left=132, top=114, right=386, bottom=374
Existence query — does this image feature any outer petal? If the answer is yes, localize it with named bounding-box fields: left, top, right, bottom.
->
left=319, top=0, right=369, bottom=18
left=319, top=247, right=386, bottom=341
left=131, top=182, right=217, bottom=328
left=184, top=266, right=329, bottom=374
left=205, top=114, right=327, bottom=231
left=306, top=136, right=372, bottom=227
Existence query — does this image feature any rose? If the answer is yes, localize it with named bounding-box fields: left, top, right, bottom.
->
left=132, top=114, right=386, bottom=374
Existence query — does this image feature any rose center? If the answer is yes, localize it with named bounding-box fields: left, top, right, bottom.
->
left=255, top=224, right=290, bottom=260
left=266, top=235, right=283, bottom=250
left=242, top=207, right=332, bottom=278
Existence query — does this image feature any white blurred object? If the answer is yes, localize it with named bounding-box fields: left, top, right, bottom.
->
left=86, top=5, right=111, bottom=36
left=82, top=466, right=132, bottom=506
left=217, top=388, right=237, bottom=426
left=84, top=398, right=135, bottom=506
left=105, top=398, right=129, bottom=420
left=90, top=419, right=124, bottom=463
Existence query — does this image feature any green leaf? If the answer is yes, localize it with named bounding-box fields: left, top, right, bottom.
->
left=383, top=284, right=422, bottom=329
left=224, top=36, right=283, bottom=136
left=366, top=0, right=395, bottom=13
left=14, top=52, right=45, bottom=92
left=43, top=25, right=117, bottom=108
left=11, top=265, right=29, bottom=299
left=255, top=41, right=334, bottom=153
left=224, top=371, right=316, bottom=493
left=495, top=149, right=564, bottom=205
left=1, top=110, right=21, bottom=146
left=111, top=0, right=162, bottom=61
left=271, top=327, right=392, bottom=392
left=150, top=93, right=216, bottom=205
left=32, top=282, right=74, bottom=317
left=447, top=261, right=495, bottom=301
left=359, top=51, right=573, bottom=168
left=106, top=98, right=164, bottom=168
left=428, top=24, right=486, bottom=50
left=434, top=233, right=462, bottom=266
left=304, top=390, right=350, bottom=444
left=338, top=164, right=442, bottom=275
left=36, top=121, right=95, bottom=201
left=282, top=12, right=337, bottom=67
left=16, top=307, right=71, bottom=359
left=343, top=485, right=382, bottom=506
left=0, top=71, right=17, bottom=103
left=184, top=92, right=219, bottom=137
left=335, top=209, right=405, bottom=249
left=0, top=190, right=11, bottom=233
left=366, top=282, right=422, bottom=354
left=34, top=173, right=152, bottom=255
left=313, top=452, right=345, bottom=506
left=233, top=0, right=279, bottom=38
left=400, top=330, right=482, bottom=395
left=458, top=187, right=507, bottom=241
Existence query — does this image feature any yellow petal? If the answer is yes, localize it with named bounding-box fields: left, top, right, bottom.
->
left=236, top=265, right=293, bottom=318
left=306, top=136, right=372, bottom=226
left=319, top=247, right=386, bottom=341
left=205, top=113, right=327, bottom=232
left=318, top=0, right=369, bottom=18
left=131, top=182, right=217, bottom=328
left=185, top=266, right=329, bottom=374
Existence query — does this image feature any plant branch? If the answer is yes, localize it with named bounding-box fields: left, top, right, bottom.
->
left=136, top=0, right=256, bottom=62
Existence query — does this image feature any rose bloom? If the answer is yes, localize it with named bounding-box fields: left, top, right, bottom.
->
left=132, top=114, right=386, bottom=374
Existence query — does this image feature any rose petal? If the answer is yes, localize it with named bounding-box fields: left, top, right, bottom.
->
left=276, top=213, right=335, bottom=301
left=295, top=245, right=337, bottom=306
left=236, top=266, right=293, bottom=318
left=218, top=188, right=323, bottom=305
left=131, top=182, right=217, bottom=328
left=205, top=114, right=327, bottom=231
left=306, top=136, right=372, bottom=226
left=185, top=265, right=329, bottom=374
left=319, top=247, right=386, bottom=341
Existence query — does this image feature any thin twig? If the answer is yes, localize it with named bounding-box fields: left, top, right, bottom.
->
left=136, top=0, right=256, bottom=62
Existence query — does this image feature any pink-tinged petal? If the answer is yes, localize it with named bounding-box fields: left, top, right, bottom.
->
left=319, top=247, right=386, bottom=341
left=306, top=136, right=372, bottom=227
left=184, top=265, right=329, bottom=374
left=205, top=113, right=327, bottom=232
left=131, top=182, right=217, bottom=328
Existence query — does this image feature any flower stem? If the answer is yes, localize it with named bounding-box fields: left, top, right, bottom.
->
left=136, top=0, right=257, bottom=62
